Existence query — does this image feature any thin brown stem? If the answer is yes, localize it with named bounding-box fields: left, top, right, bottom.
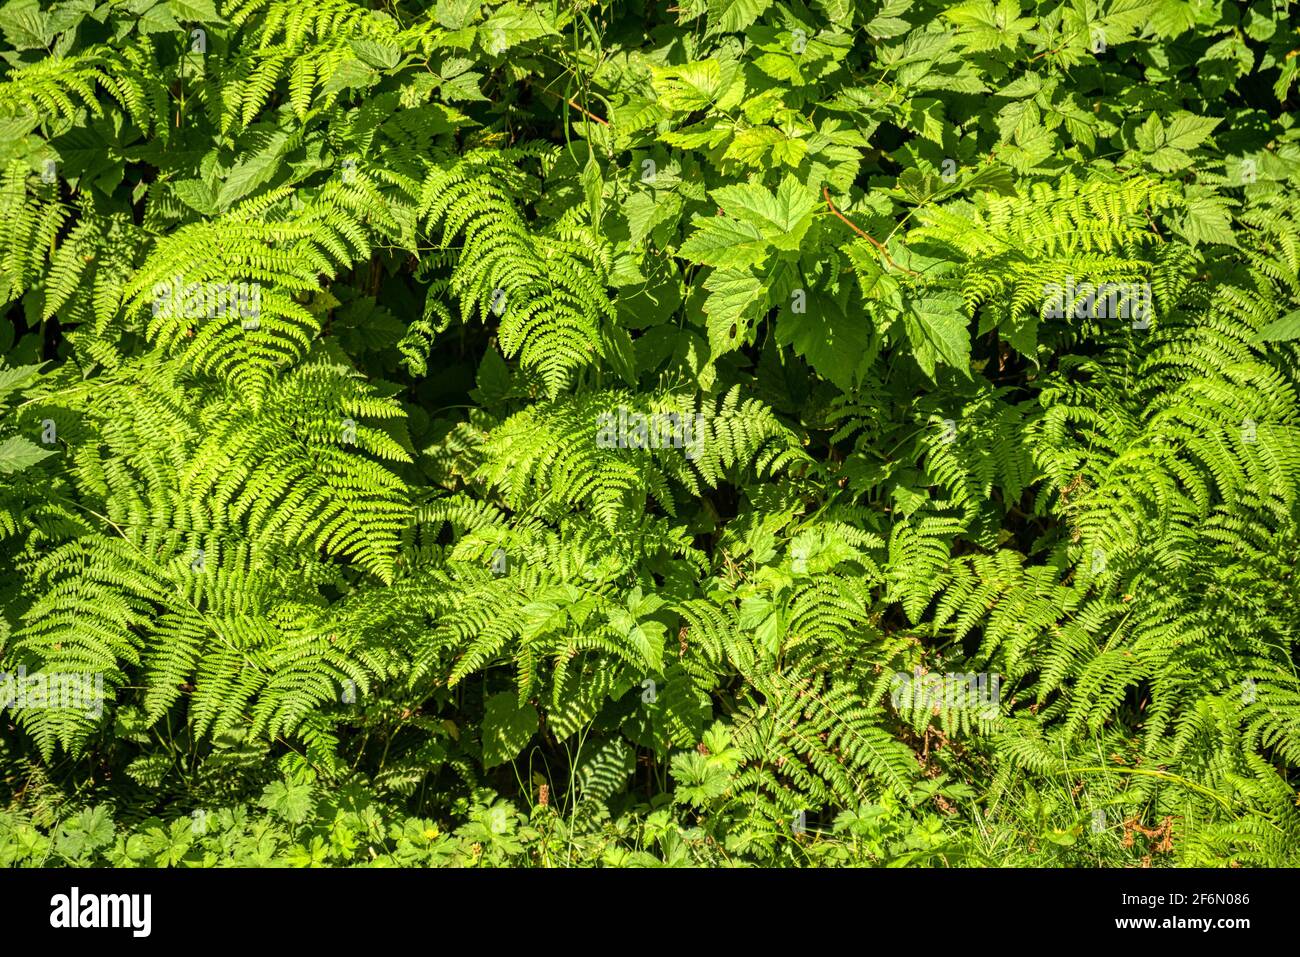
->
left=823, top=187, right=919, bottom=276
left=536, top=86, right=610, bottom=126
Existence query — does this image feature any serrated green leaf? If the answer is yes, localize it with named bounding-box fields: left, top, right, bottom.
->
left=168, top=0, right=220, bottom=20
left=1255, top=310, right=1300, bottom=343
left=679, top=216, right=768, bottom=268
left=0, top=435, right=54, bottom=474
left=707, top=0, right=772, bottom=34
left=0, top=362, right=43, bottom=404
left=702, top=267, right=766, bottom=354
left=902, top=292, right=972, bottom=379
left=481, top=693, right=538, bottom=768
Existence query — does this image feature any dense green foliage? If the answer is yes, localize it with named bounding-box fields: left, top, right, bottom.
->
left=2, top=0, right=1299, bottom=867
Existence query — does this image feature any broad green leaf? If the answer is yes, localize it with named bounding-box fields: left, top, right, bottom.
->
left=0, top=361, right=43, bottom=403
left=707, top=0, right=773, bottom=34
left=814, top=0, right=854, bottom=26
left=902, top=292, right=972, bottom=379
left=774, top=289, right=871, bottom=391
left=723, top=126, right=785, bottom=166
left=1255, top=310, right=1300, bottom=343
left=481, top=693, right=538, bottom=768
left=709, top=176, right=817, bottom=250
left=258, top=779, right=314, bottom=824
left=0, top=435, right=54, bottom=474
left=627, top=620, right=666, bottom=673
left=435, top=0, right=480, bottom=29
left=0, top=0, right=54, bottom=48
left=679, top=216, right=769, bottom=268
left=738, top=593, right=785, bottom=654
left=1146, top=0, right=1196, bottom=38
left=138, top=2, right=180, bottom=33
left=701, top=267, right=766, bottom=355
left=1162, top=113, right=1220, bottom=151
left=907, top=97, right=946, bottom=144
left=650, top=60, right=745, bottom=112
left=868, top=0, right=913, bottom=38
left=1173, top=186, right=1237, bottom=246
left=54, top=807, right=116, bottom=860
left=321, top=57, right=379, bottom=94
left=478, top=2, right=556, bottom=54
left=216, top=130, right=291, bottom=210
left=351, top=38, right=401, bottom=71
left=168, top=0, right=220, bottom=20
